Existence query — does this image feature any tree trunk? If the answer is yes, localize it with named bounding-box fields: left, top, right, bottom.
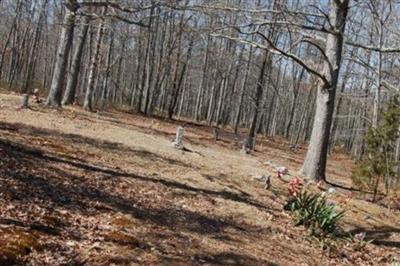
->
left=83, top=8, right=106, bottom=111
left=21, top=0, right=48, bottom=95
left=244, top=51, right=269, bottom=150
left=285, top=68, right=303, bottom=139
left=99, top=30, right=114, bottom=108
left=63, top=15, right=89, bottom=105
left=0, top=0, right=22, bottom=81
left=301, top=0, right=349, bottom=181
left=194, top=33, right=211, bottom=122
left=46, top=0, right=77, bottom=107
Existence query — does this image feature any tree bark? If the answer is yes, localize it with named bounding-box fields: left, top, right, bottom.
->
left=99, top=30, right=114, bottom=108
left=285, top=68, right=304, bottom=139
left=301, top=0, right=349, bottom=181
left=0, top=0, right=22, bottom=81
left=83, top=8, right=106, bottom=111
left=46, top=0, right=78, bottom=107
left=233, top=46, right=252, bottom=134
left=194, top=32, right=211, bottom=122
left=62, top=15, right=89, bottom=105
left=244, top=51, right=269, bottom=150
left=21, top=0, right=48, bottom=95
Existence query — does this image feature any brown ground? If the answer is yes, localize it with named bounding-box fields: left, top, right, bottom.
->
left=0, top=92, right=399, bottom=265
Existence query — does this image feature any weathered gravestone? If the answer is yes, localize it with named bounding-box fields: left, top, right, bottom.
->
left=172, top=126, right=184, bottom=150
left=21, top=94, right=29, bottom=108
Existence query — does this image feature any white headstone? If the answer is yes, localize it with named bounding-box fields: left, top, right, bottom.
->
left=173, top=126, right=184, bottom=150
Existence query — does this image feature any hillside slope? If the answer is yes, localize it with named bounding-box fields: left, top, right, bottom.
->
left=0, top=93, right=399, bottom=265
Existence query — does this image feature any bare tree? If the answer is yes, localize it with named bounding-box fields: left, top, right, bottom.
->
left=83, top=7, right=106, bottom=111
left=46, top=0, right=78, bottom=107
left=62, top=15, right=90, bottom=105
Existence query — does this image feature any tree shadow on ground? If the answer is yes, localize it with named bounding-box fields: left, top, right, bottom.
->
left=163, top=252, right=279, bottom=266
left=0, top=122, right=274, bottom=212
left=1, top=139, right=246, bottom=237
left=0, top=135, right=275, bottom=235
left=80, top=109, right=259, bottom=151
left=0, top=121, right=195, bottom=169
left=325, top=179, right=384, bottom=196
left=202, top=173, right=252, bottom=197
left=74, top=110, right=214, bottom=148
left=349, top=226, right=400, bottom=248
left=0, top=218, right=61, bottom=236
left=0, top=121, right=283, bottom=263
left=3, top=140, right=276, bottom=212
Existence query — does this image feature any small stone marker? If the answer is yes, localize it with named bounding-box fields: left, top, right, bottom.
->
left=276, top=166, right=288, bottom=180
left=327, top=187, right=336, bottom=194
left=276, top=166, right=288, bottom=174
left=264, top=175, right=271, bottom=189
left=172, top=126, right=184, bottom=150
left=21, top=93, right=29, bottom=108
left=252, top=174, right=271, bottom=189
left=32, top=88, right=41, bottom=103
left=241, top=138, right=251, bottom=154
left=212, top=127, right=219, bottom=142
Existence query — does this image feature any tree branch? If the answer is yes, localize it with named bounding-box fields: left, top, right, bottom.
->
left=382, top=80, right=400, bottom=93
left=210, top=33, right=280, bottom=55
left=78, top=11, right=149, bottom=27
left=167, top=3, right=325, bottom=18
left=346, top=40, right=400, bottom=53
left=78, top=1, right=160, bottom=13
left=254, top=30, right=329, bottom=84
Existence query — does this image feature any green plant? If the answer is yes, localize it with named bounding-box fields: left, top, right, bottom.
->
left=314, top=236, right=341, bottom=256
left=284, top=190, right=345, bottom=237
left=349, top=232, right=373, bottom=251
left=352, top=96, right=400, bottom=201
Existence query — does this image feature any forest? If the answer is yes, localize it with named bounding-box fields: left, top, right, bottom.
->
left=0, top=0, right=399, bottom=265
